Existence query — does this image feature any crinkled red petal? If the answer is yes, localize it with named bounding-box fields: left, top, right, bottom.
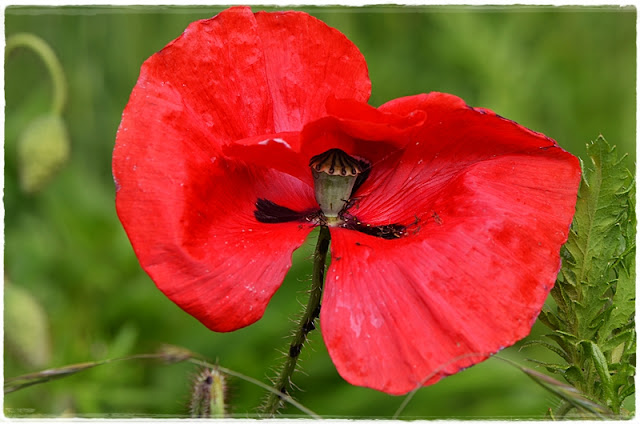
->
left=113, top=6, right=371, bottom=331
left=114, top=139, right=316, bottom=331
left=253, top=10, right=371, bottom=131
left=124, top=7, right=371, bottom=148
left=348, top=92, right=576, bottom=226
left=300, top=97, right=426, bottom=165
left=320, top=93, right=581, bottom=394
left=223, top=133, right=313, bottom=187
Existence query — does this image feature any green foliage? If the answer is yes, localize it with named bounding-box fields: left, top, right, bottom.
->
left=6, top=33, right=70, bottom=193
left=4, top=280, right=52, bottom=368
left=5, top=347, right=319, bottom=418
left=504, top=358, right=615, bottom=419
left=4, top=5, right=636, bottom=419
left=535, top=136, right=636, bottom=417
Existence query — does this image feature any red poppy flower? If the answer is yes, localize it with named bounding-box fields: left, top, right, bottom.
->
left=113, top=6, right=581, bottom=395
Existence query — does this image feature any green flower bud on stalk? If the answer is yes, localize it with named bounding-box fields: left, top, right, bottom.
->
left=6, top=33, right=70, bottom=194
left=17, top=114, right=70, bottom=193
left=4, top=280, right=51, bottom=368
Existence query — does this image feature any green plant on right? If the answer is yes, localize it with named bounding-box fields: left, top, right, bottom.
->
left=530, top=135, right=635, bottom=418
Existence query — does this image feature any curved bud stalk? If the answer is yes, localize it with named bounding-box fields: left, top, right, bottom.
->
left=6, top=33, right=67, bottom=114
left=6, top=33, right=70, bottom=193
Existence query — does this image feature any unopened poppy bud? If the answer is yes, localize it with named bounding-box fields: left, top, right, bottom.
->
left=189, top=368, right=226, bottom=418
left=309, top=149, right=363, bottom=222
left=4, top=280, right=51, bottom=368
left=17, top=113, right=70, bottom=193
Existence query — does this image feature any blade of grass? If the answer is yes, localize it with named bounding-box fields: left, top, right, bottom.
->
left=4, top=345, right=320, bottom=419
left=496, top=356, right=613, bottom=419
left=392, top=352, right=490, bottom=419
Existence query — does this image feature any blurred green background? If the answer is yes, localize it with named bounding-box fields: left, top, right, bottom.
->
left=4, top=5, right=636, bottom=419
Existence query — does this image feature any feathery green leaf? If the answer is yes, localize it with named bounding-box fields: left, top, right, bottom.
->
left=526, top=136, right=635, bottom=417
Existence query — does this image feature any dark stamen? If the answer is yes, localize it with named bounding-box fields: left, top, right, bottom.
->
left=350, top=160, right=371, bottom=196
left=341, top=213, right=407, bottom=239
left=254, top=199, right=309, bottom=223
left=352, top=223, right=407, bottom=239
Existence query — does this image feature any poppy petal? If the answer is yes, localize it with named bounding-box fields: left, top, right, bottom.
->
left=223, top=133, right=313, bottom=187
left=113, top=6, right=371, bottom=332
left=124, top=7, right=371, bottom=149
left=350, top=92, right=577, bottom=226
left=320, top=94, right=580, bottom=394
left=253, top=10, right=371, bottom=131
left=114, top=137, right=316, bottom=331
left=322, top=154, right=577, bottom=394
left=299, top=97, right=426, bottom=166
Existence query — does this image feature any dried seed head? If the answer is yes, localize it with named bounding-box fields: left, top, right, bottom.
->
left=309, top=148, right=365, bottom=176
left=309, top=149, right=366, bottom=220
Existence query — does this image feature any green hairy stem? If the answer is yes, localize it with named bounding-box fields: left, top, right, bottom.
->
left=260, top=226, right=331, bottom=417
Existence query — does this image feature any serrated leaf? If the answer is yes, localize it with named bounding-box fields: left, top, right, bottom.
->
left=526, top=358, right=569, bottom=372
left=520, top=339, right=570, bottom=363
left=537, top=309, right=561, bottom=331
left=558, top=137, right=633, bottom=341
left=600, top=329, right=634, bottom=355
left=564, top=365, right=586, bottom=387
left=624, top=326, right=636, bottom=355
left=610, top=342, right=625, bottom=364
left=534, top=136, right=636, bottom=415
left=550, top=283, right=570, bottom=311
left=599, top=247, right=635, bottom=341
left=550, top=330, right=580, bottom=343
left=619, top=385, right=635, bottom=402
left=581, top=341, right=617, bottom=411
left=609, top=361, right=635, bottom=388
left=543, top=333, right=576, bottom=358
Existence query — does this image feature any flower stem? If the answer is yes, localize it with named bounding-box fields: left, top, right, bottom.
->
left=260, top=226, right=331, bottom=417
left=6, top=33, right=67, bottom=115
